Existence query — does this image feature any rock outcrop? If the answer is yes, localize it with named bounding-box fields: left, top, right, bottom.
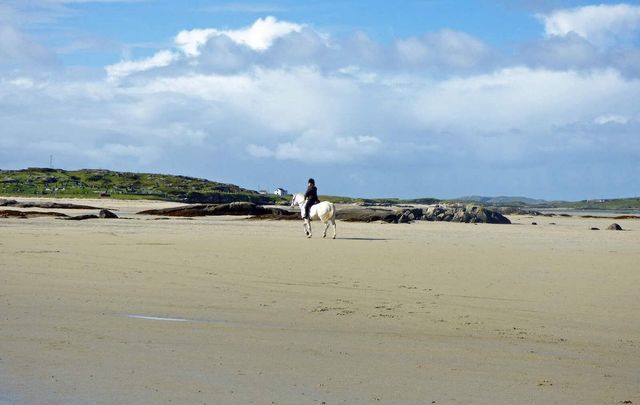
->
left=607, top=223, right=623, bottom=231
left=63, top=214, right=100, bottom=221
left=419, top=204, right=511, bottom=224
left=336, top=207, right=398, bottom=223
left=0, top=209, right=68, bottom=219
left=338, top=204, right=510, bottom=224
left=138, top=202, right=295, bottom=218
left=0, top=199, right=100, bottom=210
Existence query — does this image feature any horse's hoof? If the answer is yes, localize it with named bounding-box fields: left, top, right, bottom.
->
left=306, top=234, right=312, bottom=238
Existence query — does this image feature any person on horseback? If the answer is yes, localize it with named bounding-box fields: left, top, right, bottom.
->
left=303, top=178, right=319, bottom=220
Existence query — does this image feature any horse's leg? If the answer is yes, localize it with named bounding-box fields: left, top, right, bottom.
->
left=304, top=218, right=312, bottom=238
left=323, top=221, right=329, bottom=238
left=332, top=219, right=336, bottom=239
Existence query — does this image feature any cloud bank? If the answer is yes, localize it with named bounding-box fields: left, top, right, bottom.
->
left=539, top=3, right=640, bottom=46
left=1, top=6, right=640, bottom=199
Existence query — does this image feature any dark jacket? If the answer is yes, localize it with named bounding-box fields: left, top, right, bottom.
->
left=304, top=185, right=319, bottom=204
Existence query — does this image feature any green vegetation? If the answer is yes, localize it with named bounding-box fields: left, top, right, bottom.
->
left=554, top=198, right=640, bottom=210
left=0, top=168, right=278, bottom=204
left=2, top=168, right=637, bottom=209
left=451, top=195, right=640, bottom=210
left=320, top=195, right=440, bottom=205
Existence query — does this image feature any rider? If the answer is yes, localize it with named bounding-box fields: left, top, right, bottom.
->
left=303, top=178, right=319, bottom=220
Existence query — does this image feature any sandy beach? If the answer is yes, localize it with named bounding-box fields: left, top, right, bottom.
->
left=1, top=198, right=639, bottom=404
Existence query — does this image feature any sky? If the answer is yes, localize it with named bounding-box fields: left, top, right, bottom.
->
left=1, top=0, right=639, bottom=200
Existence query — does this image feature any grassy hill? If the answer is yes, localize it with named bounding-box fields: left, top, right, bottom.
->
left=453, top=195, right=640, bottom=210
left=455, top=195, right=549, bottom=206
left=0, top=168, right=279, bottom=204
left=554, top=197, right=640, bottom=210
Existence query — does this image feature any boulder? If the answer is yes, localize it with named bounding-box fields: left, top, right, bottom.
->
left=99, top=209, right=118, bottom=219
left=398, top=211, right=412, bottom=223
left=607, top=223, right=623, bottom=231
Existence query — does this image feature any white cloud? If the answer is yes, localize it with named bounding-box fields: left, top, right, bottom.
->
left=175, top=16, right=302, bottom=57
left=0, top=23, right=56, bottom=65
left=246, top=144, right=273, bottom=158
left=105, top=50, right=179, bottom=79
left=395, top=29, right=493, bottom=71
left=227, top=16, right=302, bottom=50
left=175, top=28, right=217, bottom=57
left=410, top=67, right=637, bottom=134
left=248, top=133, right=383, bottom=163
left=539, top=4, right=640, bottom=46
left=87, top=143, right=162, bottom=165
left=7, top=77, right=36, bottom=88
left=594, top=114, right=629, bottom=125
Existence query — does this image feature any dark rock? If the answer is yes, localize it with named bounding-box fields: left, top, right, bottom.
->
left=607, top=223, right=623, bottom=231
left=421, top=204, right=511, bottom=224
left=64, top=214, right=99, bottom=220
left=0, top=209, right=68, bottom=218
left=139, top=204, right=210, bottom=217
left=0, top=200, right=100, bottom=210
left=336, top=206, right=398, bottom=223
left=531, top=222, right=537, bottom=225
left=590, top=227, right=600, bottom=230
left=383, top=213, right=399, bottom=223
left=99, top=209, right=118, bottom=219
left=398, top=210, right=414, bottom=223
left=138, top=203, right=296, bottom=219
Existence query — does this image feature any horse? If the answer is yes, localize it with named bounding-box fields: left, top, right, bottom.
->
left=290, top=193, right=336, bottom=239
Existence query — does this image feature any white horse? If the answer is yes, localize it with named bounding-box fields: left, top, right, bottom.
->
left=291, top=193, right=336, bottom=239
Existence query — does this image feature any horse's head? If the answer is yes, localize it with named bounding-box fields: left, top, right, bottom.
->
left=291, top=193, right=303, bottom=207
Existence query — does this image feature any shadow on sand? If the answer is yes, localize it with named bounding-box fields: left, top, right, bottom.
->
left=338, top=237, right=390, bottom=241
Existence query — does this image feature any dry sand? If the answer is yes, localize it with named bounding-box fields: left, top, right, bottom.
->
left=1, top=198, right=639, bottom=404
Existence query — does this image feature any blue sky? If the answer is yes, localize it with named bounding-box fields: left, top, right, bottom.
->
left=1, top=0, right=640, bottom=199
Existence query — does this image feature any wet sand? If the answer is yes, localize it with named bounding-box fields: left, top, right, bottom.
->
left=1, top=198, right=639, bottom=404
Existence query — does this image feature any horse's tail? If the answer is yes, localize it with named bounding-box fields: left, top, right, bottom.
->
left=320, top=202, right=336, bottom=222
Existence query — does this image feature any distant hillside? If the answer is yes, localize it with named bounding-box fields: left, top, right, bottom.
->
left=456, top=195, right=640, bottom=210
left=555, top=197, right=640, bottom=210
left=456, top=195, right=550, bottom=206
left=321, top=195, right=440, bottom=205
left=0, top=168, right=278, bottom=204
